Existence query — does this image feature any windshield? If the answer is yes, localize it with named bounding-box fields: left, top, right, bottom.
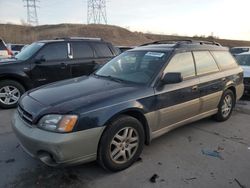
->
left=15, top=42, right=44, bottom=61
left=236, top=54, right=250, bottom=66
left=95, top=51, right=169, bottom=84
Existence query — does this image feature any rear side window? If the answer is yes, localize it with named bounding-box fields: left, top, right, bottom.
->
left=37, top=43, right=67, bottom=61
left=0, top=40, right=7, bottom=50
left=92, top=43, right=113, bottom=57
left=164, top=52, right=195, bottom=79
left=193, top=51, right=219, bottom=75
left=72, top=42, right=94, bottom=59
left=212, top=51, right=238, bottom=70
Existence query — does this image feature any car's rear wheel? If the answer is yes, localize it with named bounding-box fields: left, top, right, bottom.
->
left=0, top=80, right=25, bottom=109
left=214, top=89, right=235, bottom=122
left=98, top=115, right=145, bottom=171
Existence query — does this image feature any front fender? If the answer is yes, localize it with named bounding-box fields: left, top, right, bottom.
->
left=74, top=97, right=154, bottom=132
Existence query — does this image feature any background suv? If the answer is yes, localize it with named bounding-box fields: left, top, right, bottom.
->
left=230, top=47, right=250, bottom=56
left=12, top=40, right=244, bottom=171
left=0, top=37, right=117, bottom=108
left=235, top=52, right=250, bottom=94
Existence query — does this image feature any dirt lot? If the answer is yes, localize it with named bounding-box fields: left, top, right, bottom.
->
left=0, top=99, right=250, bottom=188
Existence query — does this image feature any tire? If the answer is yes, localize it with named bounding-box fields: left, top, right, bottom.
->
left=0, top=80, right=25, bottom=109
left=98, top=115, right=145, bottom=172
left=214, top=89, right=235, bottom=122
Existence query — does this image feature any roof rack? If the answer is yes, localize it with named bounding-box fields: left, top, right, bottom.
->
left=140, top=40, right=221, bottom=47
left=54, top=37, right=103, bottom=41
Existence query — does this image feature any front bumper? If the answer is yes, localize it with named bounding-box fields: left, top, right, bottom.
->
left=12, top=112, right=104, bottom=166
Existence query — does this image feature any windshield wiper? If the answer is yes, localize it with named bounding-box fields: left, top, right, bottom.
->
left=93, top=74, right=125, bottom=83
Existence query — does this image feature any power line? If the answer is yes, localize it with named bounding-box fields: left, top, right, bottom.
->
left=23, top=0, right=39, bottom=25
left=87, top=0, right=107, bottom=24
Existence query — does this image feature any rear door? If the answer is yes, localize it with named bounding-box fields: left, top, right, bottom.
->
left=31, top=42, right=71, bottom=87
left=193, top=51, right=224, bottom=113
left=69, top=41, right=96, bottom=77
left=155, top=52, right=200, bottom=130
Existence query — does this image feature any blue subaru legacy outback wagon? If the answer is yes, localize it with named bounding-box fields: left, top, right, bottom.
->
left=12, top=40, right=244, bottom=171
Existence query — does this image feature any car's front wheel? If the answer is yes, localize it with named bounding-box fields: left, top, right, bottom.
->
left=214, top=89, right=235, bottom=122
left=98, top=115, right=145, bottom=171
left=0, top=80, right=25, bottom=109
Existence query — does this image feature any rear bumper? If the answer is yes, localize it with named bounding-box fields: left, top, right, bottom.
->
left=12, top=112, right=104, bottom=166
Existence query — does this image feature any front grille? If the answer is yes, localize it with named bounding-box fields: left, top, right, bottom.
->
left=17, top=106, right=33, bottom=125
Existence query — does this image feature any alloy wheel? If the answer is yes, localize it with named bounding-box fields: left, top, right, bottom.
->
left=221, top=94, right=233, bottom=118
left=0, top=86, right=21, bottom=105
left=110, top=127, right=139, bottom=164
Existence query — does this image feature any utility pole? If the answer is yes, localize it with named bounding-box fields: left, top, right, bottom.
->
left=87, top=0, right=107, bottom=24
left=23, top=0, right=39, bottom=25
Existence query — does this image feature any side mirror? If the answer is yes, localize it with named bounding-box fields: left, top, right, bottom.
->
left=34, top=56, right=46, bottom=64
left=161, top=72, right=183, bottom=84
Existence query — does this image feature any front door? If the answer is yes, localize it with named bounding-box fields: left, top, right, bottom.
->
left=154, top=52, right=200, bottom=130
left=31, top=42, right=71, bottom=87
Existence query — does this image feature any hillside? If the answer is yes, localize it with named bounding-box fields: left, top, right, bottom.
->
left=0, top=23, right=250, bottom=47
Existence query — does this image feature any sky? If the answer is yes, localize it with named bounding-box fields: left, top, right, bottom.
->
left=0, top=0, right=250, bottom=40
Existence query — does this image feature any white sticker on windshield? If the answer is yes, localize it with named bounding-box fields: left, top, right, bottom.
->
left=145, top=52, right=165, bottom=57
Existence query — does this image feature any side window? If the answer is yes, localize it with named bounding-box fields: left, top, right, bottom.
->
left=164, top=52, right=195, bottom=79
left=92, top=43, right=113, bottom=57
left=193, top=51, right=219, bottom=75
left=211, top=51, right=238, bottom=70
left=37, top=43, right=67, bottom=61
left=72, top=42, right=94, bottom=59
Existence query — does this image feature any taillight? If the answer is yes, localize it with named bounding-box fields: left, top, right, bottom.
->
left=7, top=48, right=13, bottom=56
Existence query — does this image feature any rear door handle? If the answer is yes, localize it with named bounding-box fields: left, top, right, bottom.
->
left=60, top=63, right=67, bottom=69
left=221, top=77, right=226, bottom=81
left=192, top=85, right=198, bottom=91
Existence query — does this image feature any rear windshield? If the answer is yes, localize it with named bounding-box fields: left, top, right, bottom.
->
left=0, top=40, right=7, bottom=50
left=235, top=54, right=250, bottom=66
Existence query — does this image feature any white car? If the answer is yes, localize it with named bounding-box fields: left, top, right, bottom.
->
left=6, top=43, right=26, bottom=55
left=0, top=38, right=12, bottom=59
left=235, top=52, right=250, bottom=94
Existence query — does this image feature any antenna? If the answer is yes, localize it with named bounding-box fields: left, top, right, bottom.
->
left=87, top=0, right=107, bottom=24
left=23, top=0, right=39, bottom=25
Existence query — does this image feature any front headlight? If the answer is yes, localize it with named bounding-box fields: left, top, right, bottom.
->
left=38, top=114, right=78, bottom=133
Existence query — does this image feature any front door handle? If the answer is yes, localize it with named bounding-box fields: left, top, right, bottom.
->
left=192, top=85, right=198, bottom=91
left=221, top=77, right=226, bottom=82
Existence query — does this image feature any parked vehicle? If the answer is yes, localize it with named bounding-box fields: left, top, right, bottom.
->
left=115, top=46, right=135, bottom=54
left=230, top=47, right=250, bottom=56
left=0, top=37, right=117, bottom=108
left=0, top=38, right=13, bottom=59
left=12, top=40, right=244, bottom=171
left=235, top=52, right=250, bottom=94
left=6, top=43, right=26, bottom=55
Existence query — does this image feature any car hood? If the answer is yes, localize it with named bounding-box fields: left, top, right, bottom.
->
left=241, top=65, right=250, bottom=78
left=23, top=76, right=150, bottom=114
